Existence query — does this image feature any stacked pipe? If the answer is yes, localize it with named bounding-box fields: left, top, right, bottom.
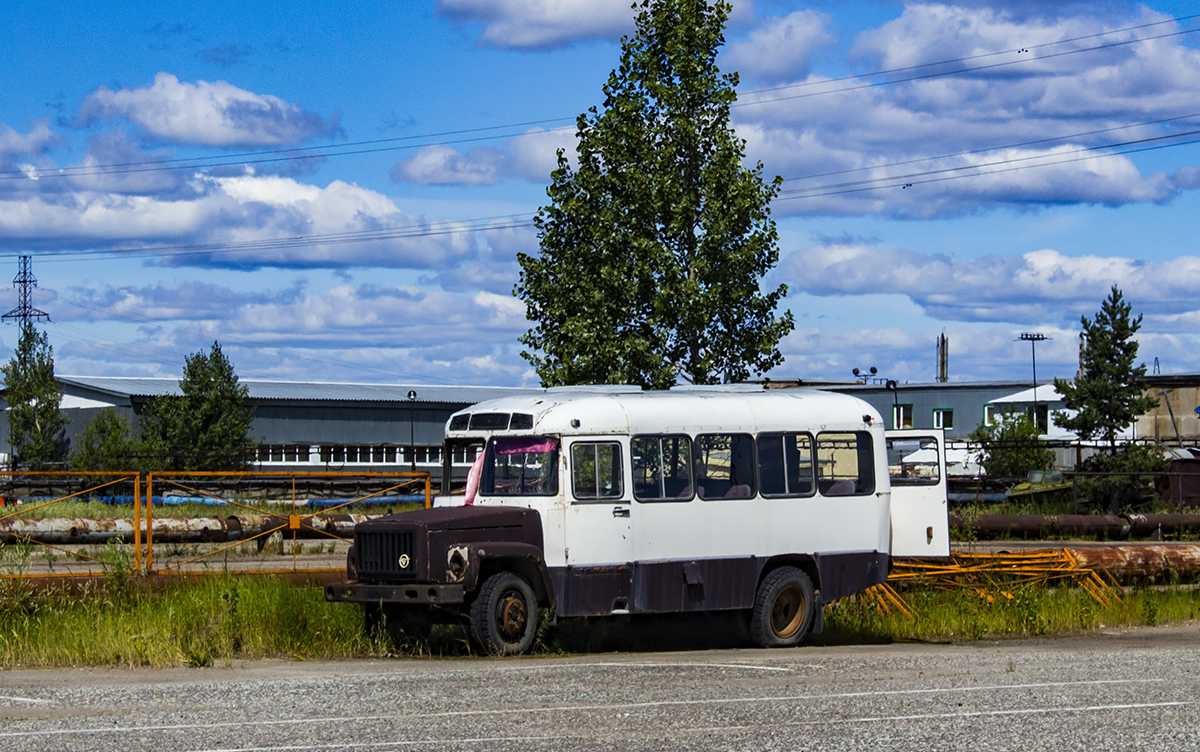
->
left=0, top=514, right=374, bottom=545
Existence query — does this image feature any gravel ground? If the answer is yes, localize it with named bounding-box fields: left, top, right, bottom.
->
left=1, top=622, right=1198, bottom=752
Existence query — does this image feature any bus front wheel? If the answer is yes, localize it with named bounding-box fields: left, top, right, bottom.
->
left=750, top=567, right=815, bottom=648
left=470, top=571, right=539, bottom=655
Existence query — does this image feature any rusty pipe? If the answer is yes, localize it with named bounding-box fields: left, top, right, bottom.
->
left=1068, top=544, right=1200, bottom=578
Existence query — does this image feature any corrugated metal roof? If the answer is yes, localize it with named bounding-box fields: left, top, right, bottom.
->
left=58, top=376, right=542, bottom=405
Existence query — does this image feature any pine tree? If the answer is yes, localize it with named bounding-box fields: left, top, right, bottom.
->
left=515, top=0, right=793, bottom=389
left=1, top=324, right=67, bottom=469
left=70, top=408, right=139, bottom=472
left=140, top=342, right=257, bottom=471
left=1053, top=286, right=1158, bottom=453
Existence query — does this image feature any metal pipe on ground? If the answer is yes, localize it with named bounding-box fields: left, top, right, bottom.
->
left=1067, top=545, right=1200, bottom=579
left=948, top=513, right=1200, bottom=539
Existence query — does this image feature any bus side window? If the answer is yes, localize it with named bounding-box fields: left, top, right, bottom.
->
left=757, top=433, right=815, bottom=498
left=696, top=434, right=755, bottom=500
left=632, top=435, right=693, bottom=502
left=571, top=442, right=624, bottom=501
left=815, top=431, right=875, bottom=496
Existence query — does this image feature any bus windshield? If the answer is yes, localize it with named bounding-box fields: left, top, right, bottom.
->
left=482, top=436, right=559, bottom=496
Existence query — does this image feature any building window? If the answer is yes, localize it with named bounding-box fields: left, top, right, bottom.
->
left=933, top=408, right=954, bottom=430
left=984, top=405, right=997, bottom=426
left=893, top=404, right=913, bottom=429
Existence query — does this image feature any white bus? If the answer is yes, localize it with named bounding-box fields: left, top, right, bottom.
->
left=327, top=385, right=948, bottom=654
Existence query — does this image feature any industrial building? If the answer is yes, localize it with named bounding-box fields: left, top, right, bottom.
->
left=2, top=373, right=1196, bottom=478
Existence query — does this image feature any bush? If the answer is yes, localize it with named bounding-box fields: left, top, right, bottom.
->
left=1075, top=443, right=1167, bottom=513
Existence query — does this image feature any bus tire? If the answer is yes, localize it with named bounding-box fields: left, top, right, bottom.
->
left=750, top=567, right=814, bottom=648
left=470, top=571, right=539, bottom=655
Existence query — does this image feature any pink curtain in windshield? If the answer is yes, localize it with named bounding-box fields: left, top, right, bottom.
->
left=463, top=450, right=485, bottom=506
left=494, top=437, right=556, bottom=455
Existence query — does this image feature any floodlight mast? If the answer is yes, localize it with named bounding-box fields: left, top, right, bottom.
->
left=1018, top=332, right=1050, bottom=434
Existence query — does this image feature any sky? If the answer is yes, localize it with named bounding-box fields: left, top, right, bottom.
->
left=3, top=0, right=1200, bottom=389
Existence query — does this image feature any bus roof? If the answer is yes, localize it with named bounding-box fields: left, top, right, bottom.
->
left=445, top=387, right=883, bottom=438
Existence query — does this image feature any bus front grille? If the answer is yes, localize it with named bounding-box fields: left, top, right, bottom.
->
left=356, top=530, right=417, bottom=579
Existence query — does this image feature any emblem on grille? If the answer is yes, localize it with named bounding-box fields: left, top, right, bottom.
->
left=398, top=554, right=411, bottom=568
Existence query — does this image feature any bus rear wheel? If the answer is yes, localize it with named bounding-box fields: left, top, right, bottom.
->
left=750, top=567, right=815, bottom=648
left=470, top=571, right=539, bottom=655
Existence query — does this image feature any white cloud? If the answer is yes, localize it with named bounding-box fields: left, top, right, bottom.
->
left=390, top=127, right=576, bottom=187
left=437, top=0, right=755, bottom=50
left=0, top=122, right=59, bottom=157
left=724, top=10, right=835, bottom=82
left=0, top=173, right=478, bottom=270
left=780, top=242, right=1200, bottom=327
left=733, top=5, right=1200, bottom=218
left=436, top=0, right=638, bottom=49
left=74, top=73, right=340, bottom=147
left=390, top=144, right=505, bottom=186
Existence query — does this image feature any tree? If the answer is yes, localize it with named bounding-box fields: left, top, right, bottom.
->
left=140, top=342, right=257, bottom=471
left=70, top=408, right=139, bottom=472
left=515, top=0, right=793, bottom=389
left=1053, top=286, right=1158, bottom=454
left=969, top=411, right=1053, bottom=478
left=1, top=324, right=67, bottom=469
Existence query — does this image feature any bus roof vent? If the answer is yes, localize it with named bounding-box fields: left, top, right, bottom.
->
left=670, top=384, right=765, bottom=392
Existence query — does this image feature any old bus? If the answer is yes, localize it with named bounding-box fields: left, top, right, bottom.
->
left=326, top=385, right=949, bottom=654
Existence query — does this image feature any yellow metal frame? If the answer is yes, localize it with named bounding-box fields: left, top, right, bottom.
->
left=871, top=549, right=1127, bottom=617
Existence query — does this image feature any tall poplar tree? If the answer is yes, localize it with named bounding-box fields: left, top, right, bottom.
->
left=1, top=324, right=67, bottom=469
left=1053, top=286, right=1158, bottom=454
left=516, top=0, right=793, bottom=389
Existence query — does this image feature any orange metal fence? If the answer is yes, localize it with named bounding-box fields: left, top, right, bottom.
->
left=0, top=470, right=429, bottom=580
left=0, top=471, right=143, bottom=580
left=143, top=471, right=430, bottom=576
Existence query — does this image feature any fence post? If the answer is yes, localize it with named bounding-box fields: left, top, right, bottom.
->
left=134, top=474, right=143, bottom=574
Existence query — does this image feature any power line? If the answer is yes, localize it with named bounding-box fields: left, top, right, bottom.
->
left=735, top=26, right=1200, bottom=108
left=776, top=127, right=1200, bottom=198
left=775, top=130, right=1200, bottom=202
left=741, top=12, right=1200, bottom=98
left=778, top=111, right=1200, bottom=184
left=3, top=13, right=1196, bottom=182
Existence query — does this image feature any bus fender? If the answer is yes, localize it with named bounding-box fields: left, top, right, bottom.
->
left=460, top=541, right=556, bottom=608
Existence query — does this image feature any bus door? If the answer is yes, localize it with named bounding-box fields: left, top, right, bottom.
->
left=885, top=429, right=950, bottom=557
left=560, top=437, right=633, bottom=614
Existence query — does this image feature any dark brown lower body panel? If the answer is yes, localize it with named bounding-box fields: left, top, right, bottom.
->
left=549, top=551, right=888, bottom=618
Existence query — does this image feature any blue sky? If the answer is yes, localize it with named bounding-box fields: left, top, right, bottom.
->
left=3, top=0, right=1200, bottom=389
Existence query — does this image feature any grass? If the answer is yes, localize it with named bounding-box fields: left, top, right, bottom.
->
left=0, top=576, right=378, bottom=668
left=0, top=576, right=1195, bottom=667
left=819, top=584, right=1200, bottom=644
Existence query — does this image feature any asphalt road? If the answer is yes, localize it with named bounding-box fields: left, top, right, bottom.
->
left=1, top=623, right=1198, bottom=752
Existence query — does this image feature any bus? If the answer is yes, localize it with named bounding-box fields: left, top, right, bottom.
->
left=326, top=385, right=949, bottom=654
